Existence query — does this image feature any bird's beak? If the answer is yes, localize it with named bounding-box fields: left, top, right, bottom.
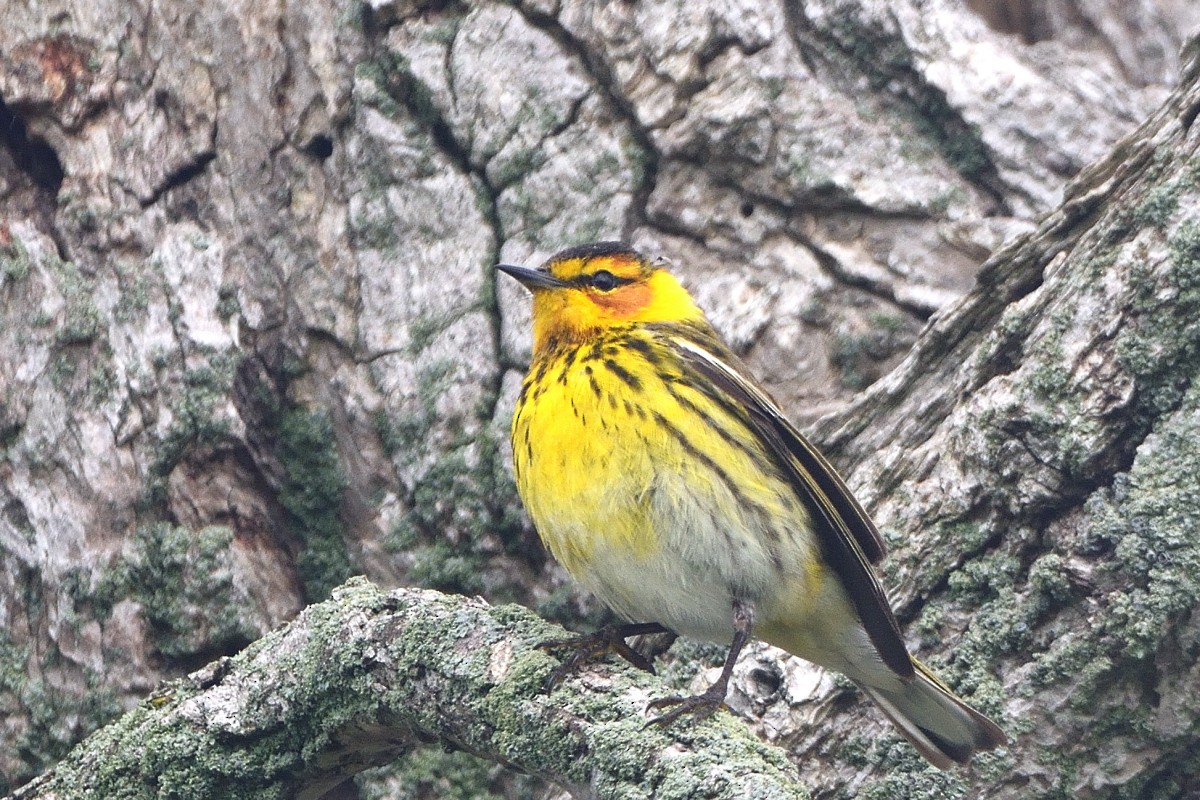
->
left=496, top=263, right=570, bottom=291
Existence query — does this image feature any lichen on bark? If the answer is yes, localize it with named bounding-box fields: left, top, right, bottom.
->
left=8, top=580, right=809, bottom=800
left=2, top=0, right=1200, bottom=797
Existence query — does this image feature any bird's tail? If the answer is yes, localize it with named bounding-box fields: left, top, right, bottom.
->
left=858, top=659, right=1007, bottom=769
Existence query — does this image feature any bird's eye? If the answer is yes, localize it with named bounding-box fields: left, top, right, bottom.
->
left=590, top=270, right=618, bottom=291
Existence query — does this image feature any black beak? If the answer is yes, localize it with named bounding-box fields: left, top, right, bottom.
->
left=496, top=263, right=570, bottom=290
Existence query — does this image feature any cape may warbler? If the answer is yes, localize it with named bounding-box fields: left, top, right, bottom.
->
left=500, top=241, right=1006, bottom=768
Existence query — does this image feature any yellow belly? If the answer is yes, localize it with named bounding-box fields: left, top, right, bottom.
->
left=513, top=356, right=659, bottom=576
left=511, top=345, right=824, bottom=641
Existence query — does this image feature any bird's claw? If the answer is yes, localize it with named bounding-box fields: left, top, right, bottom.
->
left=644, top=686, right=728, bottom=727
left=537, top=622, right=665, bottom=692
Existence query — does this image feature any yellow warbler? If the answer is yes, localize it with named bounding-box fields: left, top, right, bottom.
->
left=499, top=241, right=1005, bottom=768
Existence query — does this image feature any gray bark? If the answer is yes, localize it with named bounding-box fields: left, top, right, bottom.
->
left=1, top=0, right=1199, bottom=797
left=796, top=35, right=1200, bottom=800
left=6, top=579, right=806, bottom=800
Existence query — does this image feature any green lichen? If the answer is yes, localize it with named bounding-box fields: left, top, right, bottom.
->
left=1084, top=249, right=1119, bottom=281
left=852, top=721, right=1008, bottom=798
left=829, top=312, right=916, bottom=391
left=114, top=273, right=152, bottom=323
left=419, top=16, right=460, bottom=46
left=394, top=427, right=529, bottom=601
left=1131, top=150, right=1195, bottom=229
left=867, top=311, right=906, bottom=333
left=42, top=258, right=105, bottom=345
left=37, top=695, right=286, bottom=799
left=1025, top=306, right=1070, bottom=398
left=798, top=297, right=831, bottom=327
left=23, top=583, right=807, bottom=798
left=83, top=524, right=260, bottom=661
left=354, top=50, right=465, bottom=187
left=1133, top=182, right=1183, bottom=228
left=0, top=238, right=33, bottom=282
left=1116, top=219, right=1200, bottom=419
left=349, top=201, right=400, bottom=251
left=0, top=576, right=126, bottom=792
left=216, top=283, right=240, bottom=320
left=840, top=733, right=872, bottom=768
left=1013, top=298, right=1119, bottom=481
left=57, top=297, right=104, bottom=344
left=1167, top=218, right=1200, bottom=283
left=86, top=359, right=118, bottom=405
left=377, top=362, right=533, bottom=605
left=356, top=750, right=530, bottom=800
left=0, top=630, right=25, bottom=691
left=1026, top=634, right=1110, bottom=696
left=911, top=602, right=946, bottom=650
left=629, top=144, right=659, bottom=199
left=279, top=407, right=354, bottom=602
left=11, top=673, right=122, bottom=792
left=145, top=358, right=239, bottom=507
left=934, top=120, right=991, bottom=182
left=651, top=639, right=726, bottom=694
left=946, top=550, right=1019, bottom=604
left=831, top=331, right=878, bottom=390
left=150, top=345, right=172, bottom=370
left=490, top=146, right=547, bottom=190
left=48, top=353, right=78, bottom=389
left=1025, top=553, right=1074, bottom=605
left=859, top=765, right=965, bottom=800
left=478, top=648, right=593, bottom=787
left=34, top=583, right=389, bottom=799
left=1014, top=374, right=1200, bottom=787
left=46, top=347, right=115, bottom=404
left=373, top=409, right=404, bottom=460
left=406, top=537, right=484, bottom=594
left=1088, top=394, right=1200, bottom=663
left=1115, top=745, right=1200, bottom=800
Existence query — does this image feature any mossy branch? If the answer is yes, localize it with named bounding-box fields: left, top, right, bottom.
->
left=6, top=579, right=806, bottom=800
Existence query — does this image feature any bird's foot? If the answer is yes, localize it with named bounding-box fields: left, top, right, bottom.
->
left=645, top=682, right=729, bottom=727
left=537, top=622, right=671, bottom=692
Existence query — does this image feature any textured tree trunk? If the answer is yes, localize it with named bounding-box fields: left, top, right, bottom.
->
left=1, top=0, right=1199, bottom=797
left=793, top=36, right=1200, bottom=800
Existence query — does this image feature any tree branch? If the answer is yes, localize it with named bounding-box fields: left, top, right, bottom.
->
left=7, top=579, right=806, bottom=800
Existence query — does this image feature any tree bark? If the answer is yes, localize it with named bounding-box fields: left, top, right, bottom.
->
left=2, top=0, right=1200, bottom=797
left=6, top=579, right=806, bottom=800
left=796, top=32, right=1200, bottom=800
left=9, top=39, right=1200, bottom=799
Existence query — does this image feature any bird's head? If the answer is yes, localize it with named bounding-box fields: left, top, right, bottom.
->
left=498, top=242, right=705, bottom=354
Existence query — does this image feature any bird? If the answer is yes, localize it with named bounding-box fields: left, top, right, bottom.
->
left=498, top=240, right=1007, bottom=768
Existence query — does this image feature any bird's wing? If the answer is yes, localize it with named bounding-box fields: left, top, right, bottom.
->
left=666, top=327, right=913, bottom=678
